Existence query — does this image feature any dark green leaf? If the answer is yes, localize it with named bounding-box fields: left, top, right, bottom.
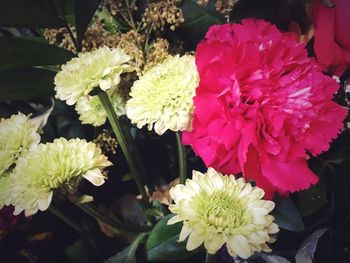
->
left=0, top=37, right=75, bottom=71
left=0, top=0, right=71, bottom=28
left=74, top=0, right=101, bottom=50
left=64, top=239, right=95, bottom=263
left=106, top=233, right=147, bottom=263
left=179, top=0, right=225, bottom=47
left=298, top=167, right=327, bottom=217
left=273, top=196, right=305, bottom=232
left=0, top=68, right=55, bottom=101
left=146, top=214, right=199, bottom=261
left=260, top=254, right=291, bottom=263
left=295, top=228, right=328, bottom=263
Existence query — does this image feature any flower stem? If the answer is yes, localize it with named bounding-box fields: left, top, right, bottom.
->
left=97, top=91, right=150, bottom=209
left=205, top=252, right=215, bottom=263
left=49, top=205, right=82, bottom=233
left=176, top=132, right=187, bottom=184
left=75, top=202, right=152, bottom=233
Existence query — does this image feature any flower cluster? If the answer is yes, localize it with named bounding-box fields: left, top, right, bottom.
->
left=183, top=19, right=347, bottom=198
left=44, top=20, right=120, bottom=53
left=2, top=138, right=112, bottom=216
left=54, top=46, right=134, bottom=126
left=168, top=168, right=278, bottom=259
left=126, top=55, right=199, bottom=135
left=142, top=0, right=184, bottom=31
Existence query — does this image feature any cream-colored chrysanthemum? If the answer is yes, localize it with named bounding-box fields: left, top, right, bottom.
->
left=126, top=55, right=199, bottom=135
left=0, top=174, right=12, bottom=208
left=8, top=138, right=112, bottom=216
left=0, top=113, right=40, bottom=175
left=54, top=46, right=134, bottom=105
left=75, top=90, right=127, bottom=127
left=168, top=168, right=279, bottom=259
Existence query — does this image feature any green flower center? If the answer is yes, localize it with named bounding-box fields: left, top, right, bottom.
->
left=194, top=190, right=247, bottom=230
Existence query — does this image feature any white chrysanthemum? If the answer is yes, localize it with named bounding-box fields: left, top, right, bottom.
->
left=54, top=46, right=133, bottom=105
left=8, top=138, right=112, bottom=216
left=0, top=113, right=40, bottom=175
left=126, top=55, right=199, bottom=135
left=0, top=174, right=12, bottom=208
left=75, top=90, right=127, bottom=127
left=168, top=168, right=279, bottom=259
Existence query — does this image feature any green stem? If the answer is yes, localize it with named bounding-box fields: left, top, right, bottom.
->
left=205, top=252, right=215, bottom=263
left=75, top=202, right=152, bottom=233
left=97, top=91, right=150, bottom=209
left=176, top=132, right=187, bottom=184
left=49, top=205, right=82, bottom=233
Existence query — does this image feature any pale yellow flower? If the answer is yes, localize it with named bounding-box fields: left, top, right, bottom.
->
left=0, top=113, right=40, bottom=175
left=75, top=90, right=127, bottom=127
left=0, top=174, right=12, bottom=208
left=126, top=55, right=199, bottom=135
left=168, top=168, right=279, bottom=259
left=8, top=138, right=112, bottom=216
left=54, top=46, right=133, bottom=105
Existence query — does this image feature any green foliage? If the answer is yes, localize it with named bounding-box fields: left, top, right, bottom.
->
left=0, top=0, right=70, bottom=28
left=273, top=196, right=305, bottom=232
left=145, top=214, right=199, bottom=261
left=74, top=0, right=102, bottom=51
left=0, top=37, right=75, bottom=71
left=0, top=68, right=56, bottom=101
left=179, top=0, right=225, bottom=47
left=295, top=228, right=329, bottom=263
left=106, top=233, right=147, bottom=263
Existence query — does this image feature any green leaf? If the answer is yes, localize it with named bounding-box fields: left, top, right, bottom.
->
left=273, top=196, right=305, bottom=232
left=298, top=164, right=327, bottom=217
left=106, top=233, right=147, bottom=263
left=0, top=0, right=70, bottom=28
left=74, top=0, right=102, bottom=50
left=0, top=37, right=75, bottom=71
left=179, top=0, right=225, bottom=47
left=295, top=228, right=328, bottom=263
left=146, top=214, right=199, bottom=261
left=64, top=239, right=95, bottom=263
left=95, top=8, right=128, bottom=33
left=0, top=68, right=56, bottom=102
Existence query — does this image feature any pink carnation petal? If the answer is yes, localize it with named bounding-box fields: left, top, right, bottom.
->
left=313, top=0, right=349, bottom=75
left=260, top=155, right=319, bottom=195
left=185, top=19, right=347, bottom=196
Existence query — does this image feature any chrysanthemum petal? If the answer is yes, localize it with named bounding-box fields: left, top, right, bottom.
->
left=228, top=235, right=251, bottom=259
left=186, top=231, right=204, bottom=251
left=126, top=55, right=199, bottom=135
left=168, top=168, right=278, bottom=259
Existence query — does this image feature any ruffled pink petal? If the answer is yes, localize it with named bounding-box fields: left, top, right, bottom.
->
left=313, top=0, right=350, bottom=75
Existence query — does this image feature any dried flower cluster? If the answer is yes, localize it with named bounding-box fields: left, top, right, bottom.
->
left=44, top=20, right=119, bottom=52
left=94, top=130, right=118, bottom=155
left=117, top=30, right=145, bottom=74
left=144, top=38, right=170, bottom=73
left=100, top=0, right=124, bottom=16
left=142, top=0, right=184, bottom=31
left=197, top=0, right=238, bottom=19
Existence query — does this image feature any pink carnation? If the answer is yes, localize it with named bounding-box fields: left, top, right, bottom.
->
left=313, top=0, right=350, bottom=76
left=183, top=19, right=347, bottom=198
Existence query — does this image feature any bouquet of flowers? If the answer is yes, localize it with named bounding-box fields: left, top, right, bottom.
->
left=0, top=0, right=349, bottom=262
